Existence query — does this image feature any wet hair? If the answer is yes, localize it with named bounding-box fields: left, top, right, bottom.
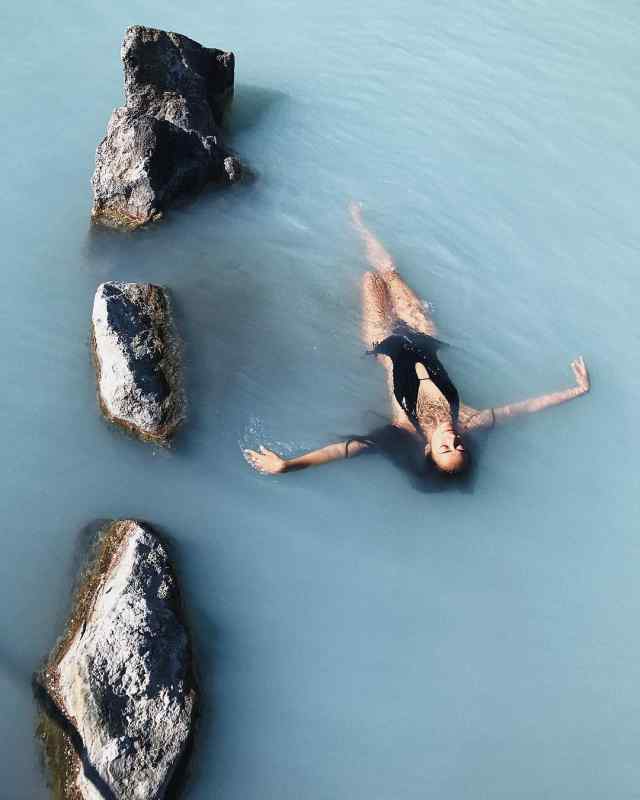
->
left=417, top=438, right=474, bottom=492
left=346, top=423, right=476, bottom=494
left=429, top=447, right=468, bottom=476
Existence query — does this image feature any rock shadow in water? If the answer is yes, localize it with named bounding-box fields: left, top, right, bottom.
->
left=228, top=84, right=289, bottom=135
left=170, top=270, right=284, bottom=458
left=141, top=525, right=223, bottom=800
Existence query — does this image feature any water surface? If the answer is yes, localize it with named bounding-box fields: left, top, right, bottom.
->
left=1, top=1, right=639, bottom=798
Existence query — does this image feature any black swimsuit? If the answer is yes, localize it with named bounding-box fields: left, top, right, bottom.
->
left=370, top=324, right=460, bottom=426
left=349, top=331, right=480, bottom=489
left=345, top=326, right=460, bottom=474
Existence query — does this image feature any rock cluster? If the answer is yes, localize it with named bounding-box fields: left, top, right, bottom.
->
left=91, top=281, right=184, bottom=445
left=91, top=25, right=241, bottom=227
left=38, top=520, right=196, bottom=800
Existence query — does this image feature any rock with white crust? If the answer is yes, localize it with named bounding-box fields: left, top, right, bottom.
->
left=91, top=281, right=184, bottom=444
left=38, top=520, right=197, bottom=800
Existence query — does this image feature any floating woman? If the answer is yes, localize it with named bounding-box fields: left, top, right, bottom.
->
left=245, top=203, right=590, bottom=477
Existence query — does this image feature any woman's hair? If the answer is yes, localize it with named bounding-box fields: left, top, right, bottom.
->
left=429, top=447, right=469, bottom=476
left=426, top=447, right=470, bottom=479
left=348, top=423, right=476, bottom=493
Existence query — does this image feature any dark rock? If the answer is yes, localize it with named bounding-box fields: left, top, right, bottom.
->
left=91, top=26, right=241, bottom=228
left=91, top=281, right=184, bottom=445
left=38, top=520, right=197, bottom=800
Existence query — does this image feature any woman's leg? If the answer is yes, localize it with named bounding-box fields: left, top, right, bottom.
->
left=351, top=202, right=437, bottom=336
left=385, top=272, right=437, bottom=336
left=361, top=271, right=393, bottom=350
left=361, top=271, right=408, bottom=426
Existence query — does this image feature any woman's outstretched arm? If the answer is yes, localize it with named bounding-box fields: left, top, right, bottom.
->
left=463, top=356, right=590, bottom=432
left=244, top=439, right=370, bottom=474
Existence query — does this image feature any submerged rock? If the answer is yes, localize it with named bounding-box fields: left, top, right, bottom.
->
left=38, top=520, right=196, bottom=800
left=91, top=25, right=242, bottom=228
left=91, top=281, right=184, bottom=445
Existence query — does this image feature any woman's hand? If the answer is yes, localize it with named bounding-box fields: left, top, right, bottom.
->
left=571, top=356, right=590, bottom=394
left=244, top=446, right=288, bottom=474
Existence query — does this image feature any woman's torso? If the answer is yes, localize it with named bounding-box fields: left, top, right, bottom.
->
left=371, top=326, right=460, bottom=434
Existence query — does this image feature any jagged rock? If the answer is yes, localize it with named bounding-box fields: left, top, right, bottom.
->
left=91, top=25, right=242, bottom=228
left=38, top=520, right=197, bottom=800
left=91, top=281, right=184, bottom=445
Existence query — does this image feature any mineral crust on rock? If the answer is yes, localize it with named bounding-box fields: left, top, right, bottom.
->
left=91, top=25, right=241, bottom=228
left=91, top=281, right=184, bottom=444
left=38, top=520, right=196, bottom=800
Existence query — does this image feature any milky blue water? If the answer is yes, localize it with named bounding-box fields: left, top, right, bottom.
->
left=1, top=1, right=639, bottom=798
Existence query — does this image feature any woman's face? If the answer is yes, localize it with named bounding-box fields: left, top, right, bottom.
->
left=429, top=422, right=467, bottom=473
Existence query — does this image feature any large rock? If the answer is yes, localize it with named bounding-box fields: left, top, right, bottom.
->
left=91, top=25, right=241, bottom=228
left=38, top=520, right=197, bottom=800
left=91, top=281, right=184, bottom=445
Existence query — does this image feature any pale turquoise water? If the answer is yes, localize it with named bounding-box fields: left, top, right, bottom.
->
left=1, top=1, right=639, bottom=798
